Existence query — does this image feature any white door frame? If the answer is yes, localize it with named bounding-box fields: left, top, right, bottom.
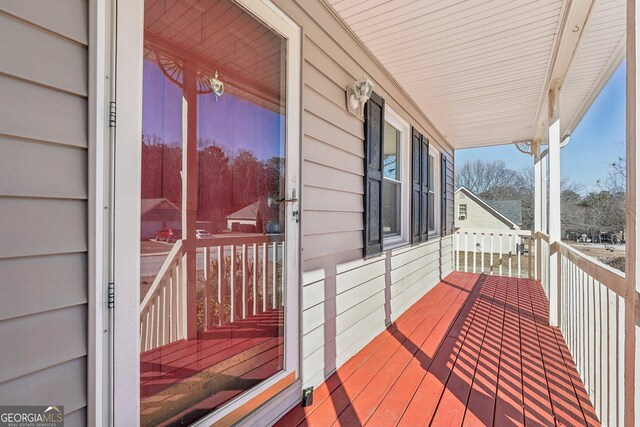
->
left=112, top=0, right=301, bottom=425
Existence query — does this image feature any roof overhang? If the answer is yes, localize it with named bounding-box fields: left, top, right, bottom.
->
left=325, top=0, right=626, bottom=150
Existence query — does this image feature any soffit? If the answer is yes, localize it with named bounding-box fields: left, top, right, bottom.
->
left=327, top=0, right=625, bottom=149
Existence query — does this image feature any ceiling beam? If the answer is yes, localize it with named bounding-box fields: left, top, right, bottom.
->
left=532, top=0, right=595, bottom=142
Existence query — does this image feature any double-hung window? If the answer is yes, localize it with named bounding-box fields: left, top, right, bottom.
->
left=382, top=107, right=410, bottom=248
left=362, top=92, right=445, bottom=258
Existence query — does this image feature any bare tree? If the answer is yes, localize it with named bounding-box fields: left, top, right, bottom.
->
left=455, top=159, right=520, bottom=195
left=597, top=155, right=626, bottom=193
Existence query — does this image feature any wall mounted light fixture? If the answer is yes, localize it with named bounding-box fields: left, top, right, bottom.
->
left=346, top=76, right=374, bottom=116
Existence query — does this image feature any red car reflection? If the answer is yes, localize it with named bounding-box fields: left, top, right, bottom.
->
left=154, top=228, right=182, bottom=243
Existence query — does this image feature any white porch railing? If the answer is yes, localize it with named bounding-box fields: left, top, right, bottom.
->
left=538, top=232, right=550, bottom=295
left=454, top=228, right=534, bottom=278
left=554, top=240, right=626, bottom=426
left=140, top=234, right=285, bottom=352
left=140, top=241, right=186, bottom=352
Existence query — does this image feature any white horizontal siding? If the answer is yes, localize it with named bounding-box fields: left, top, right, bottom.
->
left=0, top=5, right=88, bottom=425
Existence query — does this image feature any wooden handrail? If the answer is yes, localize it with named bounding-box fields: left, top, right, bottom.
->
left=535, top=231, right=550, bottom=243
left=456, top=228, right=533, bottom=236
left=140, top=240, right=184, bottom=311
left=195, top=233, right=284, bottom=248
left=553, top=240, right=626, bottom=297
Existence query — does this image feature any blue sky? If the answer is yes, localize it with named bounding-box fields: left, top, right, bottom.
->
left=456, top=60, right=626, bottom=193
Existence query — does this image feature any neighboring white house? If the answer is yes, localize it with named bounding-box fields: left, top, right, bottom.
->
left=455, top=186, right=524, bottom=253
left=140, top=198, right=181, bottom=240
left=454, top=186, right=522, bottom=230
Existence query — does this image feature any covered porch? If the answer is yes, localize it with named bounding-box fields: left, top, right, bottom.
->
left=277, top=271, right=600, bottom=426
left=289, top=0, right=638, bottom=425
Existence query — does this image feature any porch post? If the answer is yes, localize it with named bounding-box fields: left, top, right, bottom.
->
left=534, top=141, right=542, bottom=280
left=182, top=68, right=199, bottom=340
left=625, top=0, right=639, bottom=423
left=548, top=86, right=561, bottom=327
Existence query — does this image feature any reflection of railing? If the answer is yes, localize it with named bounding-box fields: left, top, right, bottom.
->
left=140, top=234, right=285, bottom=352
left=454, top=228, right=534, bottom=278
left=554, top=240, right=626, bottom=425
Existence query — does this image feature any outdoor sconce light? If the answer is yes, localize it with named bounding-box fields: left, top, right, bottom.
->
left=346, top=76, right=374, bottom=116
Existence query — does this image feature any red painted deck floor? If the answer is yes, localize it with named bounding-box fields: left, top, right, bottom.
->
left=277, top=272, right=600, bottom=426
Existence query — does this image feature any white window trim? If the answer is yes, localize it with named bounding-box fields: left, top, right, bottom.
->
left=459, top=203, right=468, bottom=220
left=428, top=145, right=441, bottom=236
left=383, top=106, right=410, bottom=249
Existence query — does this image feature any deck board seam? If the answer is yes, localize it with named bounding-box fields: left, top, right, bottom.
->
left=293, top=272, right=464, bottom=425
left=397, top=274, right=483, bottom=424
left=435, top=273, right=501, bottom=426
left=360, top=272, right=478, bottom=426
left=331, top=273, right=473, bottom=425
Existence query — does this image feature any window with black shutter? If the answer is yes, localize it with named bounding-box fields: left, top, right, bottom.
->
left=363, top=92, right=385, bottom=258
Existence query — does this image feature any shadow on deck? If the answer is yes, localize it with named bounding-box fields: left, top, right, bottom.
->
left=277, top=272, right=599, bottom=426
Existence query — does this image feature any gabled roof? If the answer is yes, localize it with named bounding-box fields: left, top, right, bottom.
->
left=486, top=200, right=523, bottom=226
left=141, top=198, right=180, bottom=216
left=226, top=201, right=261, bottom=221
left=455, top=186, right=521, bottom=229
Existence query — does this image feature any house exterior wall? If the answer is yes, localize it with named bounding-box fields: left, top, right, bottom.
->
left=272, top=0, right=456, bottom=390
left=0, top=2, right=89, bottom=426
left=455, top=192, right=515, bottom=230
left=455, top=192, right=520, bottom=253
left=0, top=0, right=455, bottom=422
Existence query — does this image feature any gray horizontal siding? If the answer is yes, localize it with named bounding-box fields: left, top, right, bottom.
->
left=0, top=137, right=87, bottom=199
left=0, top=4, right=88, bottom=425
left=0, top=358, right=87, bottom=415
left=272, top=0, right=456, bottom=391
left=0, top=254, right=87, bottom=321
left=0, top=0, right=88, bottom=45
left=0, top=12, right=87, bottom=95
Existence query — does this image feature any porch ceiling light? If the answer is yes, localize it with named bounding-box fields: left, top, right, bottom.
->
left=346, top=76, right=374, bottom=115
left=209, top=70, right=224, bottom=99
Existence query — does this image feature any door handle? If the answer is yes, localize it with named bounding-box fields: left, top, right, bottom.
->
left=267, top=189, right=298, bottom=207
left=273, top=197, right=298, bottom=204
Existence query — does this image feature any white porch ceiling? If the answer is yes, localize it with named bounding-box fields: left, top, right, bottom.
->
left=326, top=0, right=626, bottom=149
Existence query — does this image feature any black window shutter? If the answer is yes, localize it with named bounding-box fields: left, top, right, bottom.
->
left=363, top=92, right=385, bottom=258
left=411, top=128, right=421, bottom=245
left=411, top=128, right=430, bottom=244
left=441, top=154, right=447, bottom=236
left=420, top=134, right=430, bottom=242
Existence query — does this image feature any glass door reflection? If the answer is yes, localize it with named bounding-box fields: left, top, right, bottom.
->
left=138, top=1, right=287, bottom=425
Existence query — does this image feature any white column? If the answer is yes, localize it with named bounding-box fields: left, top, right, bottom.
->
left=548, top=86, right=561, bottom=327
left=625, top=0, right=639, bottom=424
left=541, top=152, right=548, bottom=234
left=534, top=141, right=542, bottom=281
